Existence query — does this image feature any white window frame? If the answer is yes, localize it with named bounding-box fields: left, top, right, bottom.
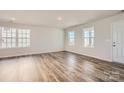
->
left=83, top=27, right=95, bottom=48
left=0, top=26, right=31, bottom=49
left=68, top=31, right=75, bottom=46
left=18, top=29, right=30, bottom=48
left=0, top=27, right=17, bottom=48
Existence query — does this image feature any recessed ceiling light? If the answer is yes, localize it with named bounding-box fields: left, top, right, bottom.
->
left=57, top=17, right=62, bottom=21
left=11, top=17, right=16, bottom=21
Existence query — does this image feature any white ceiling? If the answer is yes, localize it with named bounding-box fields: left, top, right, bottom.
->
left=0, top=10, right=121, bottom=29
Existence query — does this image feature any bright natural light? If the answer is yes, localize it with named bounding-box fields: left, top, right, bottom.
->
left=68, top=31, right=75, bottom=46
left=0, top=27, right=31, bottom=48
left=83, top=27, right=94, bottom=48
left=18, top=29, right=30, bottom=48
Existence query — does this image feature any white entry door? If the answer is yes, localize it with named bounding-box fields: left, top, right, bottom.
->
left=112, top=21, right=124, bottom=64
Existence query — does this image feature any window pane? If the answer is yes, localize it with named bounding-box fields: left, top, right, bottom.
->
left=7, top=30, right=11, bottom=37
left=12, top=33, right=16, bottom=37
left=68, top=31, right=75, bottom=46
left=27, top=39, right=30, bottom=42
left=18, top=43, right=22, bottom=47
left=7, top=38, right=11, bottom=42
left=7, top=43, right=11, bottom=48
left=18, top=29, right=22, bottom=33
left=23, top=34, right=25, bottom=37
left=84, top=31, right=90, bottom=37
left=17, top=29, right=31, bottom=47
left=12, top=43, right=16, bottom=47
left=2, top=38, right=6, bottom=43
left=70, top=39, right=74, bottom=42
left=27, top=42, right=30, bottom=46
left=12, top=38, right=16, bottom=42
left=23, top=43, right=27, bottom=47
left=18, top=39, right=22, bottom=42
left=27, top=34, right=30, bottom=38
left=84, top=38, right=90, bottom=47
left=83, top=27, right=94, bottom=48
left=2, top=37, right=6, bottom=48
left=0, top=27, right=30, bottom=49
left=91, top=31, right=94, bottom=37
left=12, top=28, right=16, bottom=33
left=91, top=37, right=94, bottom=47
left=2, top=43, right=6, bottom=48
left=12, top=29, right=16, bottom=37
left=2, top=31, right=6, bottom=37
left=23, top=39, right=27, bottom=43
left=18, top=34, right=22, bottom=38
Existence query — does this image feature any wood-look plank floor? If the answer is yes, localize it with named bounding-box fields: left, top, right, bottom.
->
left=0, top=51, right=124, bottom=82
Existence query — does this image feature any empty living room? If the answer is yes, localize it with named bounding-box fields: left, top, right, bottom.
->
left=0, top=0, right=124, bottom=93
left=0, top=10, right=124, bottom=82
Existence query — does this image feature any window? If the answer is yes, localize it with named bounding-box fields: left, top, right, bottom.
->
left=0, top=27, right=16, bottom=48
left=83, top=27, right=94, bottom=48
left=68, top=31, right=75, bottom=46
left=18, top=29, right=30, bottom=47
left=0, top=26, right=31, bottom=49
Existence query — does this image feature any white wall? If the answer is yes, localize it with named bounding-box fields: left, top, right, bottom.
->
left=0, top=23, right=64, bottom=58
left=64, top=13, right=124, bottom=62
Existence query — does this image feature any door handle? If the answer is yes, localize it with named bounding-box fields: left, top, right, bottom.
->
left=113, top=44, right=116, bottom=47
left=113, top=42, right=116, bottom=47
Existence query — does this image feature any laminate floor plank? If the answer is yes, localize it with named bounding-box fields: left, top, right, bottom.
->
left=0, top=51, right=124, bottom=82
